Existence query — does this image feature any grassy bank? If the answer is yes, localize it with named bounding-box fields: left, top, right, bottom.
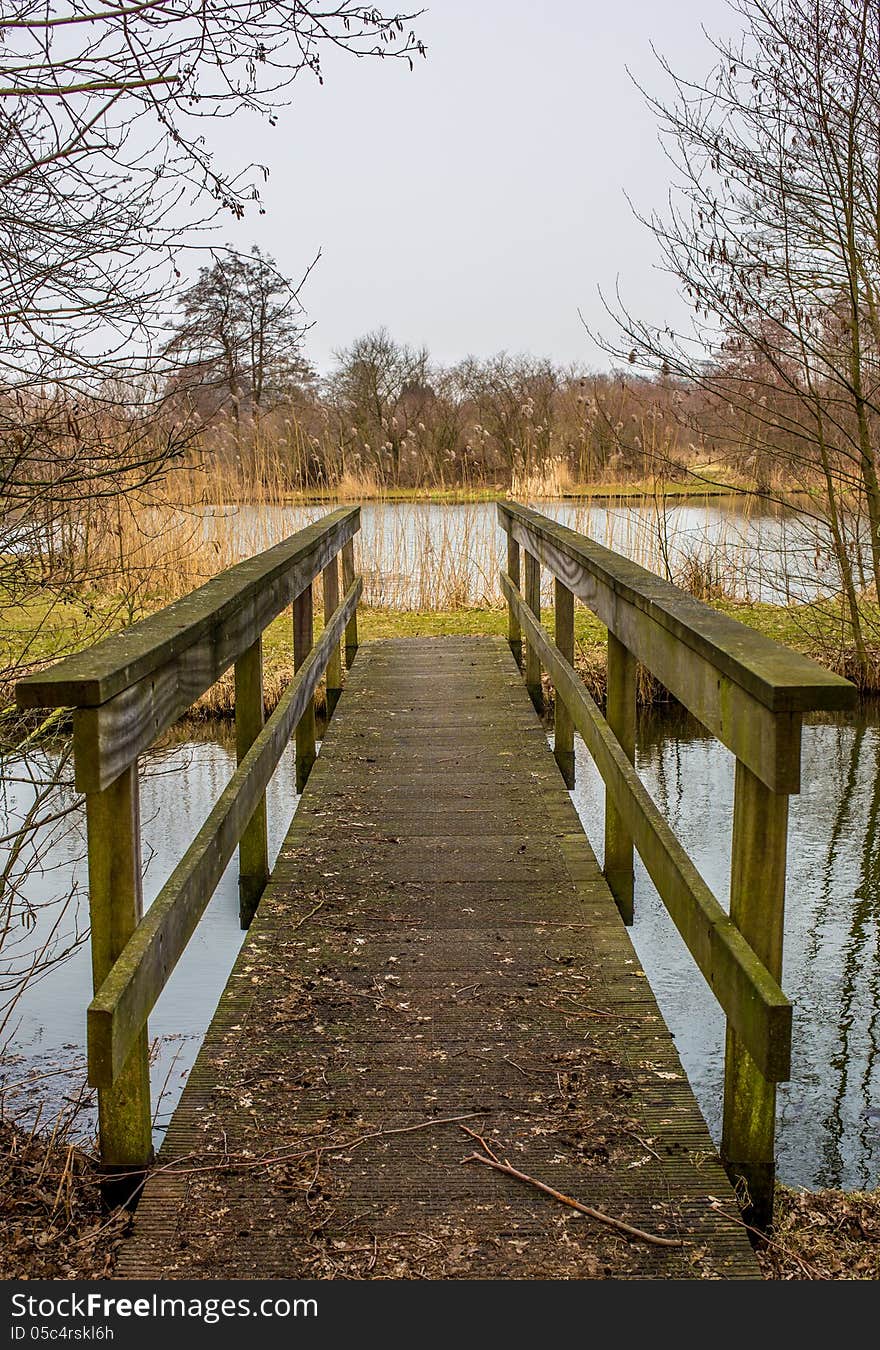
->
left=244, top=478, right=754, bottom=507
left=3, top=592, right=875, bottom=728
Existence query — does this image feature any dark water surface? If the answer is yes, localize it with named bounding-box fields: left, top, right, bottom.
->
left=2, top=706, right=878, bottom=1191
left=568, top=704, right=880, bottom=1191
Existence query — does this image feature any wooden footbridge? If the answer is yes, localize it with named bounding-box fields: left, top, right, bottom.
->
left=17, top=504, right=856, bottom=1279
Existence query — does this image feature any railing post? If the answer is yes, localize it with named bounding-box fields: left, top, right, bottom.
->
left=235, top=637, right=269, bottom=928
left=78, top=737, right=153, bottom=1190
left=604, top=631, right=636, bottom=924
left=524, top=550, right=542, bottom=712
left=293, top=582, right=317, bottom=791
left=554, top=578, right=575, bottom=787
left=507, top=532, right=522, bottom=669
left=323, top=556, right=343, bottom=718
left=341, top=539, right=358, bottom=669
left=721, top=757, right=790, bottom=1228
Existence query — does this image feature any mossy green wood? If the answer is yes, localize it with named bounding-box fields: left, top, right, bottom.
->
left=16, top=507, right=359, bottom=714
left=498, top=501, right=855, bottom=713
left=293, top=583, right=317, bottom=792
left=235, top=637, right=269, bottom=929
left=507, top=534, right=522, bottom=669
left=323, top=557, right=343, bottom=717
left=553, top=578, right=574, bottom=787
left=87, top=579, right=362, bottom=1088
left=342, top=539, right=358, bottom=669
left=605, top=631, right=636, bottom=925
left=498, top=502, right=855, bottom=793
left=82, top=758, right=153, bottom=1169
left=721, top=759, right=790, bottom=1228
left=524, top=550, right=542, bottom=712
left=501, top=571, right=792, bottom=1081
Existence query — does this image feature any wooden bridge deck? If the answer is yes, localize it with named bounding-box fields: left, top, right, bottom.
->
left=117, top=637, right=760, bottom=1280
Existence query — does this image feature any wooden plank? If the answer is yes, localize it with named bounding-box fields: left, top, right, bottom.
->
left=68, top=519, right=361, bottom=793
left=323, top=557, right=343, bottom=717
left=498, top=501, right=855, bottom=714
left=82, top=762, right=153, bottom=1172
left=342, top=539, right=358, bottom=669
left=502, top=508, right=805, bottom=792
left=553, top=577, right=574, bottom=786
left=17, top=507, right=359, bottom=710
left=501, top=571, right=792, bottom=1081
left=507, top=533, right=522, bottom=668
left=294, top=582, right=317, bottom=792
left=87, top=579, right=362, bottom=1088
left=234, top=637, right=269, bottom=929
left=605, top=631, right=636, bottom=924
left=499, top=503, right=854, bottom=792
left=721, top=760, right=790, bottom=1227
left=524, top=550, right=542, bottom=711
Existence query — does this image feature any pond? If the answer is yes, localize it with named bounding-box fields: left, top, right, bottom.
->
left=1, top=495, right=877, bottom=1193
left=196, top=494, right=848, bottom=606
left=2, top=702, right=878, bottom=1192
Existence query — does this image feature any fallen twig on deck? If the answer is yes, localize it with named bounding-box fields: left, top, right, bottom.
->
left=459, top=1125, right=685, bottom=1249
left=292, top=899, right=327, bottom=930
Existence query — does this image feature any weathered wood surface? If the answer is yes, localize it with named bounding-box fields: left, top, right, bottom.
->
left=87, top=580, right=361, bottom=1089
left=234, top=637, right=269, bottom=929
left=16, top=508, right=359, bottom=712
left=84, top=764, right=153, bottom=1171
left=604, top=630, right=637, bottom=925
left=499, top=501, right=856, bottom=792
left=501, top=574, right=792, bottom=1083
left=721, top=759, right=791, bottom=1226
left=117, top=637, right=759, bottom=1279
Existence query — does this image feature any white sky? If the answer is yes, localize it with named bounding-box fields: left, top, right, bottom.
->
left=212, top=0, right=739, bottom=375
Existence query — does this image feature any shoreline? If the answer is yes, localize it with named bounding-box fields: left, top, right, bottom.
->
left=4, top=599, right=878, bottom=727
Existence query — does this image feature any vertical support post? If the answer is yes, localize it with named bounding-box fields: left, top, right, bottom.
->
left=341, top=538, right=358, bottom=670
left=323, top=555, right=343, bottom=718
left=524, top=550, right=542, bottom=712
left=721, top=757, right=790, bottom=1229
left=293, top=582, right=317, bottom=792
left=554, top=578, right=575, bottom=787
left=507, top=532, right=522, bottom=669
left=80, top=748, right=153, bottom=1191
left=604, top=631, right=636, bottom=924
left=235, top=637, right=269, bottom=928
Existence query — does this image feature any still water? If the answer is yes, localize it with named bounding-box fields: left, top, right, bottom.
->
left=200, top=496, right=845, bottom=605
left=2, top=705, right=878, bottom=1191
left=2, top=497, right=877, bottom=1190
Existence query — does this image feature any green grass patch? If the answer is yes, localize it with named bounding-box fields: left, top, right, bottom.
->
left=3, top=587, right=873, bottom=715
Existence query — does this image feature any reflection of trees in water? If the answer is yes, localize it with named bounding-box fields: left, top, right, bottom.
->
left=633, top=704, right=880, bottom=1189
left=815, top=723, right=880, bottom=1188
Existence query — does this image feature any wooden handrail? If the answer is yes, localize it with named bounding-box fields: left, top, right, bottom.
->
left=502, top=570, right=791, bottom=1079
left=87, top=578, right=362, bottom=1088
left=498, top=500, right=854, bottom=714
left=498, top=499, right=857, bottom=1229
left=16, top=506, right=359, bottom=710
left=14, top=509, right=362, bottom=1185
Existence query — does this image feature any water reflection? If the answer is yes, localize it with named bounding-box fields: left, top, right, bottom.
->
left=196, top=496, right=842, bottom=606
left=0, top=728, right=300, bottom=1145
left=568, top=703, right=880, bottom=1190
left=2, top=704, right=879, bottom=1189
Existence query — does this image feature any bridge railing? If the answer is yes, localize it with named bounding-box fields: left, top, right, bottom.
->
left=16, top=507, right=362, bottom=1179
left=498, top=499, right=856, bottom=1225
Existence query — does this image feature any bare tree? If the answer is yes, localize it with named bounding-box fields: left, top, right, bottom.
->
left=327, top=328, right=432, bottom=480
left=0, top=3, right=425, bottom=1037
left=165, top=247, right=316, bottom=448
left=601, top=0, right=880, bottom=679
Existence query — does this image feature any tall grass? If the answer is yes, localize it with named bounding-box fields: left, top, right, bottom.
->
left=59, top=461, right=773, bottom=618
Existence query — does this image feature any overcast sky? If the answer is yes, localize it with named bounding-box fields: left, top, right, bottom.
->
left=213, top=0, right=740, bottom=375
